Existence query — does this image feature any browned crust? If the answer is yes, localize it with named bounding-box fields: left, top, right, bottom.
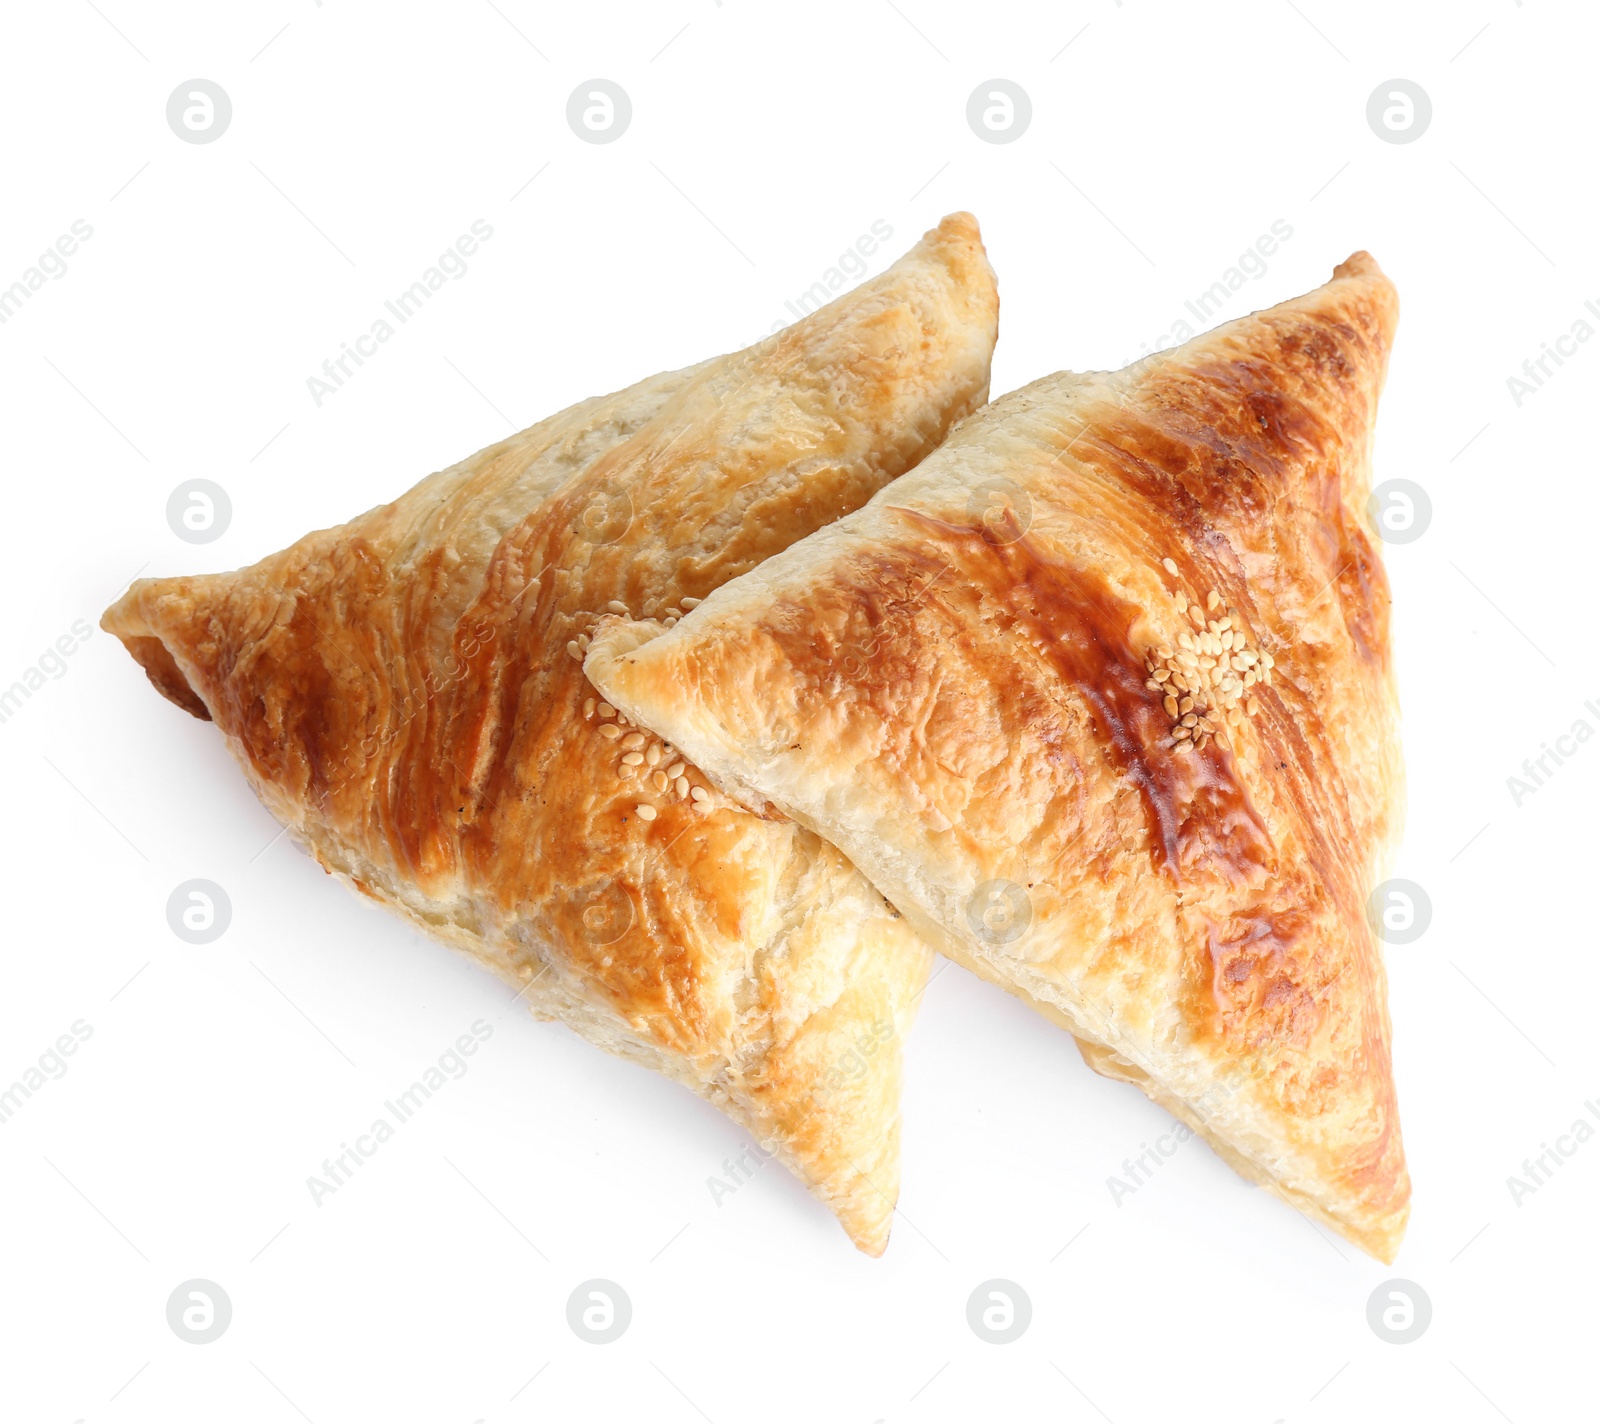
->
left=100, top=214, right=999, bottom=1253
left=589, top=254, right=1409, bottom=1259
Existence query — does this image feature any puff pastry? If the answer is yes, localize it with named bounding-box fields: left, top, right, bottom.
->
left=102, top=214, right=999, bottom=1253
left=587, top=254, right=1409, bottom=1259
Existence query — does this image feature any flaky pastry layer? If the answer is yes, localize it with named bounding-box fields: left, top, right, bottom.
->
left=589, top=254, right=1409, bottom=1260
left=104, top=214, right=1000, bottom=1253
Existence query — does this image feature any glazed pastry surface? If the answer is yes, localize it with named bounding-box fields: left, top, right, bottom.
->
left=588, top=254, right=1408, bottom=1260
left=104, top=214, right=1000, bottom=1254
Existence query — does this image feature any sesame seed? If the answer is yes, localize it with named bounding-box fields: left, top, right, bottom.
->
left=621, top=752, right=645, bottom=766
left=665, top=762, right=685, bottom=779
left=622, top=732, right=646, bottom=750
left=1145, top=571, right=1278, bottom=757
left=577, top=634, right=590, bottom=651
left=598, top=702, right=615, bottom=718
left=663, top=616, right=678, bottom=628
left=598, top=724, right=621, bottom=741
left=680, top=596, right=701, bottom=609
left=606, top=600, right=629, bottom=615
left=635, top=804, right=657, bottom=821
left=1163, top=558, right=1178, bottom=575
left=566, top=641, right=582, bottom=660
left=675, top=777, right=689, bottom=798
left=583, top=698, right=596, bottom=719
left=645, top=745, right=661, bottom=767
left=652, top=770, right=669, bottom=792
left=690, top=786, right=709, bottom=803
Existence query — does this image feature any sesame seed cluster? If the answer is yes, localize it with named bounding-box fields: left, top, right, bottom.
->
left=567, top=594, right=713, bottom=823
left=1145, top=557, right=1275, bottom=755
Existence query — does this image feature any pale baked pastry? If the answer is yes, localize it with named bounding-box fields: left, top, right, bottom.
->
left=587, top=254, right=1409, bottom=1260
left=102, top=214, right=999, bottom=1254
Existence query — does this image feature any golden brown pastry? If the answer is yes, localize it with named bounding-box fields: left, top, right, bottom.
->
left=102, top=214, right=999, bottom=1254
left=587, top=254, right=1409, bottom=1260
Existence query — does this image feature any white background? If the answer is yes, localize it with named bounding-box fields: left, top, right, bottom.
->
left=1, top=2, right=1592, bottom=1421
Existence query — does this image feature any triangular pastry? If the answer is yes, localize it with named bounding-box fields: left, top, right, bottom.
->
left=586, top=254, right=1409, bottom=1260
left=102, top=214, right=999, bottom=1254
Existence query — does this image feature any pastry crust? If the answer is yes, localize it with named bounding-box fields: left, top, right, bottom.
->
left=587, top=254, right=1409, bottom=1260
left=102, top=214, right=999, bottom=1254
